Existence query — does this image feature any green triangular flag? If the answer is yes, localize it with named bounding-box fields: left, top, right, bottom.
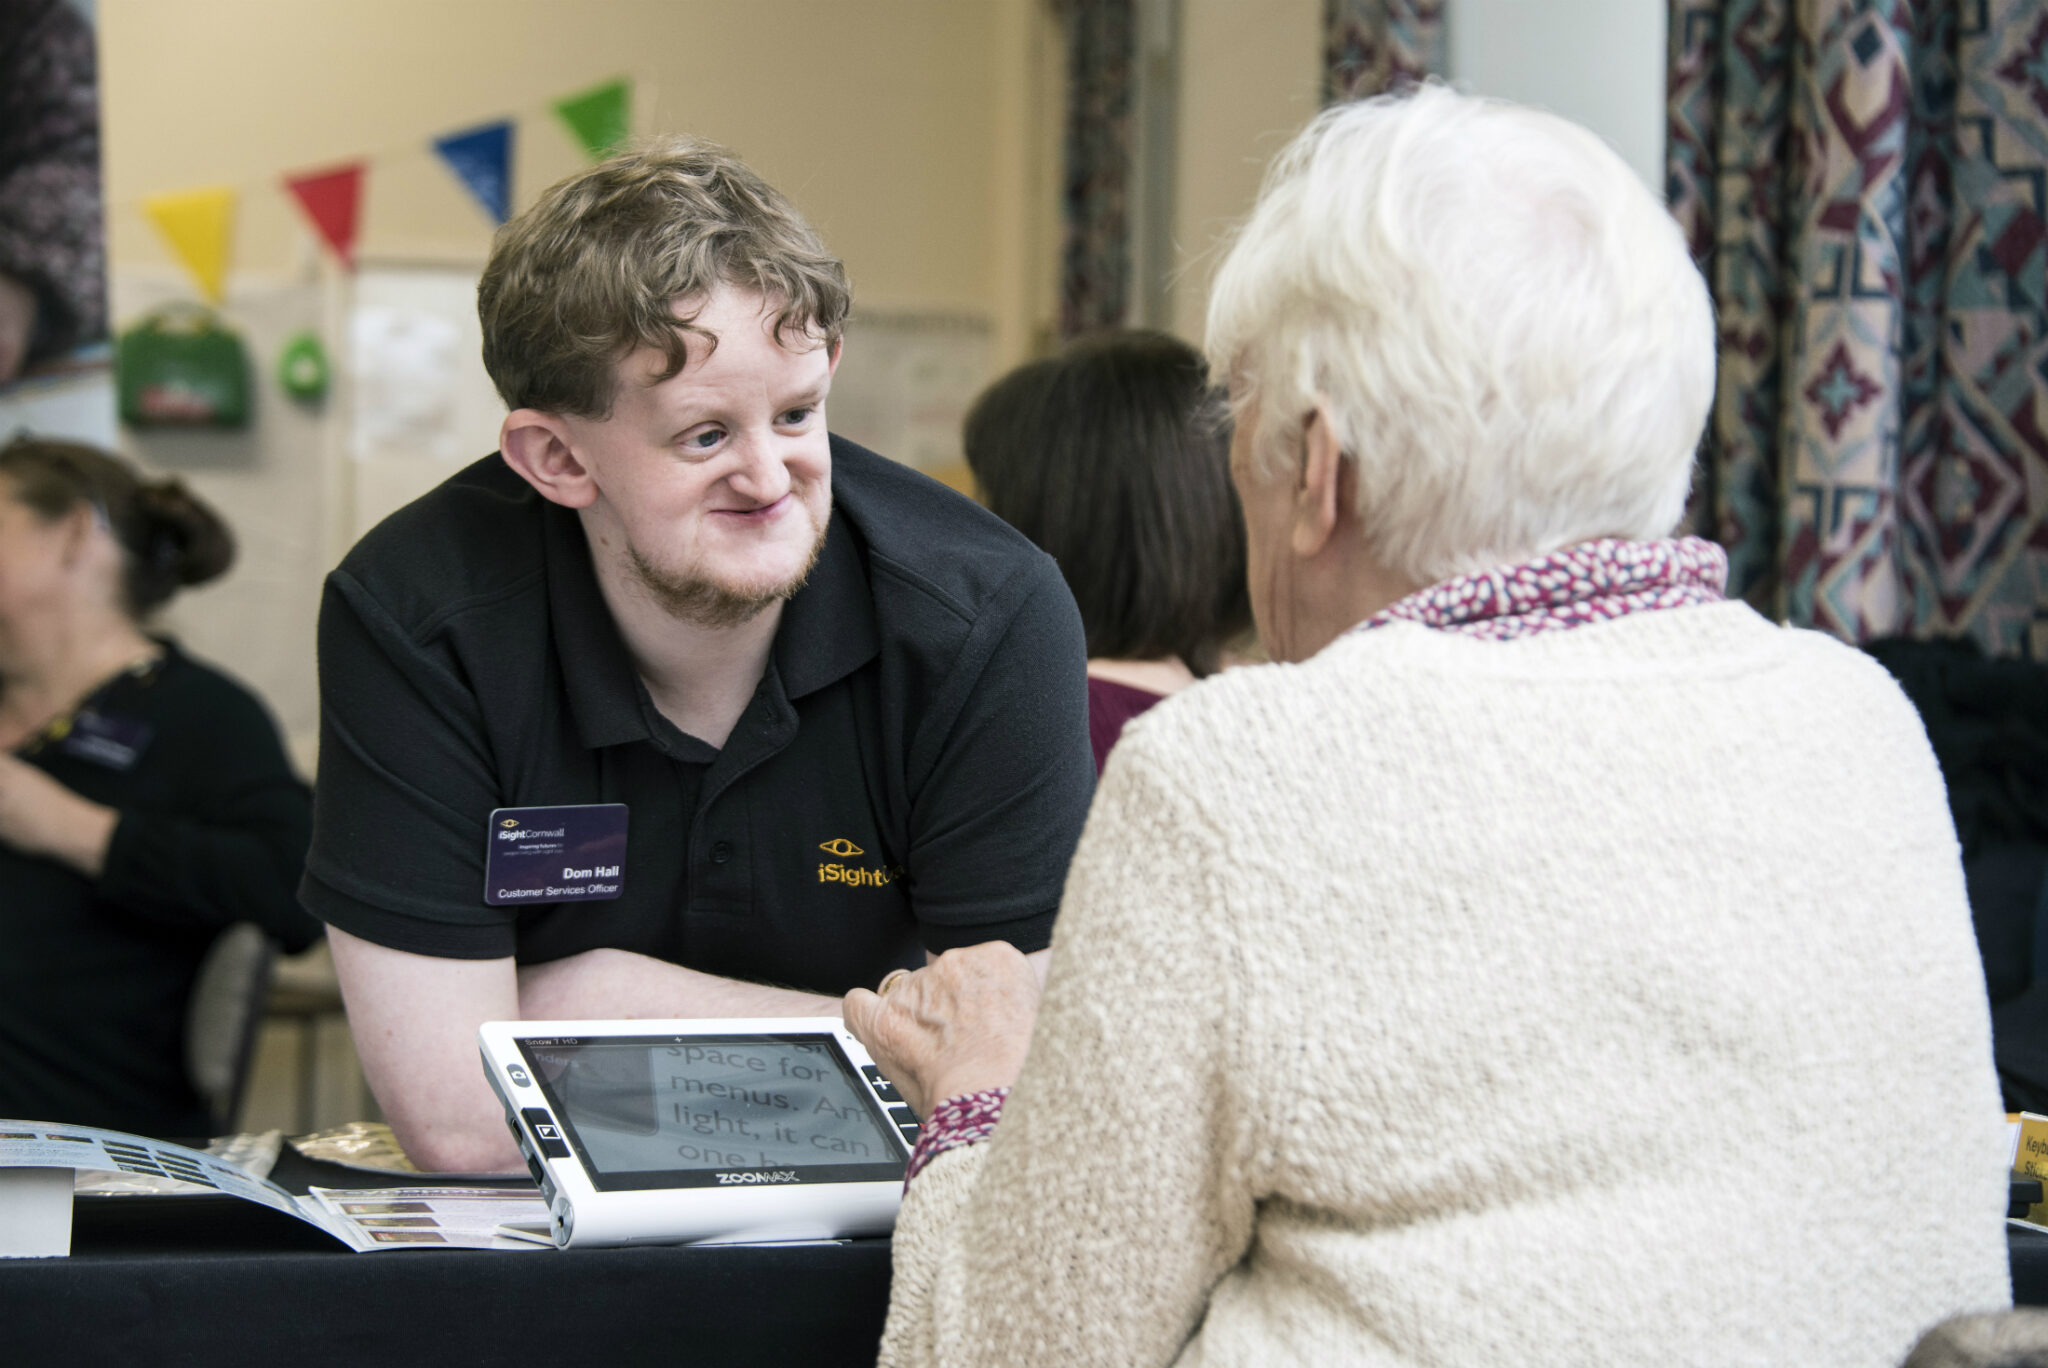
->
left=554, top=78, right=631, bottom=161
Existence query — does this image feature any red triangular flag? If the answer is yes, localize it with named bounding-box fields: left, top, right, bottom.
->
left=282, top=162, right=365, bottom=269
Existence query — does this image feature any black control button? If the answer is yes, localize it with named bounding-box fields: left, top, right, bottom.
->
left=862, top=1065, right=903, bottom=1103
left=898, top=1124, right=921, bottom=1146
left=709, top=840, right=733, bottom=865
left=521, top=1106, right=572, bottom=1159
left=887, top=1104, right=917, bottom=1128
left=507, top=1064, right=532, bottom=1088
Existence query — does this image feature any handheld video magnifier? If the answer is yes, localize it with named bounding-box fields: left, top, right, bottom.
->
left=478, top=1017, right=918, bottom=1249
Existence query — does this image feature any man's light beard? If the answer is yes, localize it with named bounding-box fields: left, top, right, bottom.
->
left=627, top=510, right=829, bottom=629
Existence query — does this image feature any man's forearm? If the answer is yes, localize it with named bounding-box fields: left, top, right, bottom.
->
left=516, top=947, right=843, bottom=1021
left=326, top=928, right=528, bottom=1174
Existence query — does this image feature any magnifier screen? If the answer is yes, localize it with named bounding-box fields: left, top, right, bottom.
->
left=520, top=1034, right=906, bottom=1189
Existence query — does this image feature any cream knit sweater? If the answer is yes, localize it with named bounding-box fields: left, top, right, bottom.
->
left=881, top=601, right=2012, bottom=1367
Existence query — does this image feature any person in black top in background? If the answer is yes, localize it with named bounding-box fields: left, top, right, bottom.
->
left=0, top=437, right=316, bottom=1136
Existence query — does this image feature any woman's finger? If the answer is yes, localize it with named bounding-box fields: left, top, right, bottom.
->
left=844, top=946, right=1044, bottom=1120
left=841, top=985, right=883, bottom=1051
left=843, top=981, right=941, bottom=1117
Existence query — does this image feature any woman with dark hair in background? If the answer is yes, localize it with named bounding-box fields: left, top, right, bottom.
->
left=964, top=329, right=1251, bottom=771
left=0, top=436, right=316, bottom=1136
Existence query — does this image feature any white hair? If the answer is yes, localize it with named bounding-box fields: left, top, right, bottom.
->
left=1205, top=84, right=1715, bottom=586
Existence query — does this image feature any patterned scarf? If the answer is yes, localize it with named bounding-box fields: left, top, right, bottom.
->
left=1358, top=537, right=1729, bottom=642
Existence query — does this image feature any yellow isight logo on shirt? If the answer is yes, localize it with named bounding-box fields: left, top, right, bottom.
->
left=817, top=838, right=899, bottom=888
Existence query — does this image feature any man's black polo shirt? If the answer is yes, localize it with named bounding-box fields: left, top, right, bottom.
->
left=301, top=437, right=1095, bottom=995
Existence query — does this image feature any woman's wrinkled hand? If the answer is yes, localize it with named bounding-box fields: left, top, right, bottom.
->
left=842, top=941, right=1042, bottom=1120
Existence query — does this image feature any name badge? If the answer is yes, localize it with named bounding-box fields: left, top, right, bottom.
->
left=485, top=804, right=628, bottom=906
left=57, top=710, right=155, bottom=772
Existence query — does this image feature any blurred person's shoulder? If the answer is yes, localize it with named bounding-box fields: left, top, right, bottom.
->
left=140, top=640, right=262, bottom=707
left=120, top=641, right=293, bottom=757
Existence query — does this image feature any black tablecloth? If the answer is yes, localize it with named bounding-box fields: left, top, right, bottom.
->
left=2013, top=1223, right=2048, bottom=1307
left=9, top=1148, right=2045, bottom=1368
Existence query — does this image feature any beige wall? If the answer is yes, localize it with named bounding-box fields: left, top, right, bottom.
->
left=98, top=0, right=1335, bottom=408
left=1168, top=0, right=1323, bottom=345
left=100, top=0, right=1063, bottom=356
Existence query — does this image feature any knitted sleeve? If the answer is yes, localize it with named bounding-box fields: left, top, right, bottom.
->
left=878, top=733, right=1260, bottom=1367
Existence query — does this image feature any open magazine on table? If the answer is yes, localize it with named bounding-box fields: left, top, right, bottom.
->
left=0, top=1119, right=548, bottom=1252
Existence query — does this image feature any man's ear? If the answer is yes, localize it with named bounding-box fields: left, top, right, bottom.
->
left=1290, top=400, right=1346, bottom=559
left=499, top=409, right=598, bottom=509
left=826, top=335, right=843, bottom=377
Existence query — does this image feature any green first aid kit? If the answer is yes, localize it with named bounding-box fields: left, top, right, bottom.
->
left=116, top=304, right=253, bottom=428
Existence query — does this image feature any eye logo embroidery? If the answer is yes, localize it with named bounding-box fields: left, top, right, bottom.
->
left=816, top=839, right=901, bottom=889
left=502, top=818, right=521, bottom=828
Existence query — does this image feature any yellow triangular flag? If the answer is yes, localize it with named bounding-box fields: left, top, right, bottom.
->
left=142, top=186, right=237, bottom=303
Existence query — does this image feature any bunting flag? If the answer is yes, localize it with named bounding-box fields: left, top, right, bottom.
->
left=282, top=162, right=366, bottom=269
left=142, top=186, right=237, bottom=302
left=553, top=78, right=631, bottom=161
left=129, top=80, right=633, bottom=298
left=433, top=120, right=514, bottom=224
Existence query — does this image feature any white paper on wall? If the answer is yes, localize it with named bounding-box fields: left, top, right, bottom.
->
left=350, top=305, right=462, bottom=464
left=0, top=357, right=118, bottom=449
left=827, top=311, right=991, bottom=474
left=345, top=266, right=506, bottom=542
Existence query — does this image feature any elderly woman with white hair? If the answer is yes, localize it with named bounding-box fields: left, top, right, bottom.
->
left=845, top=86, right=2012, bottom=1366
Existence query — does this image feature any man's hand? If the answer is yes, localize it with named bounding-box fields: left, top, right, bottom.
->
left=0, top=753, right=118, bottom=877
left=842, top=941, right=1042, bottom=1120
left=0, top=271, right=37, bottom=383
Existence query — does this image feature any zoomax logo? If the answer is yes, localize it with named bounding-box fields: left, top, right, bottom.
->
left=817, top=838, right=901, bottom=889
left=716, top=1170, right=801, bottom=1185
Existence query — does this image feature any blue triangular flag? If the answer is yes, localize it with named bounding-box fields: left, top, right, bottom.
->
left=434, top=120, right=514, bottom=224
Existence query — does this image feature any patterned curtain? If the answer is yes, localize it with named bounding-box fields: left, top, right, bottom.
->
left=1669, top=2, right=2048, bottom=658
left=1324, top=0, right=1445, bottom=105
left=1060, top=0, right=1135, bottom=338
